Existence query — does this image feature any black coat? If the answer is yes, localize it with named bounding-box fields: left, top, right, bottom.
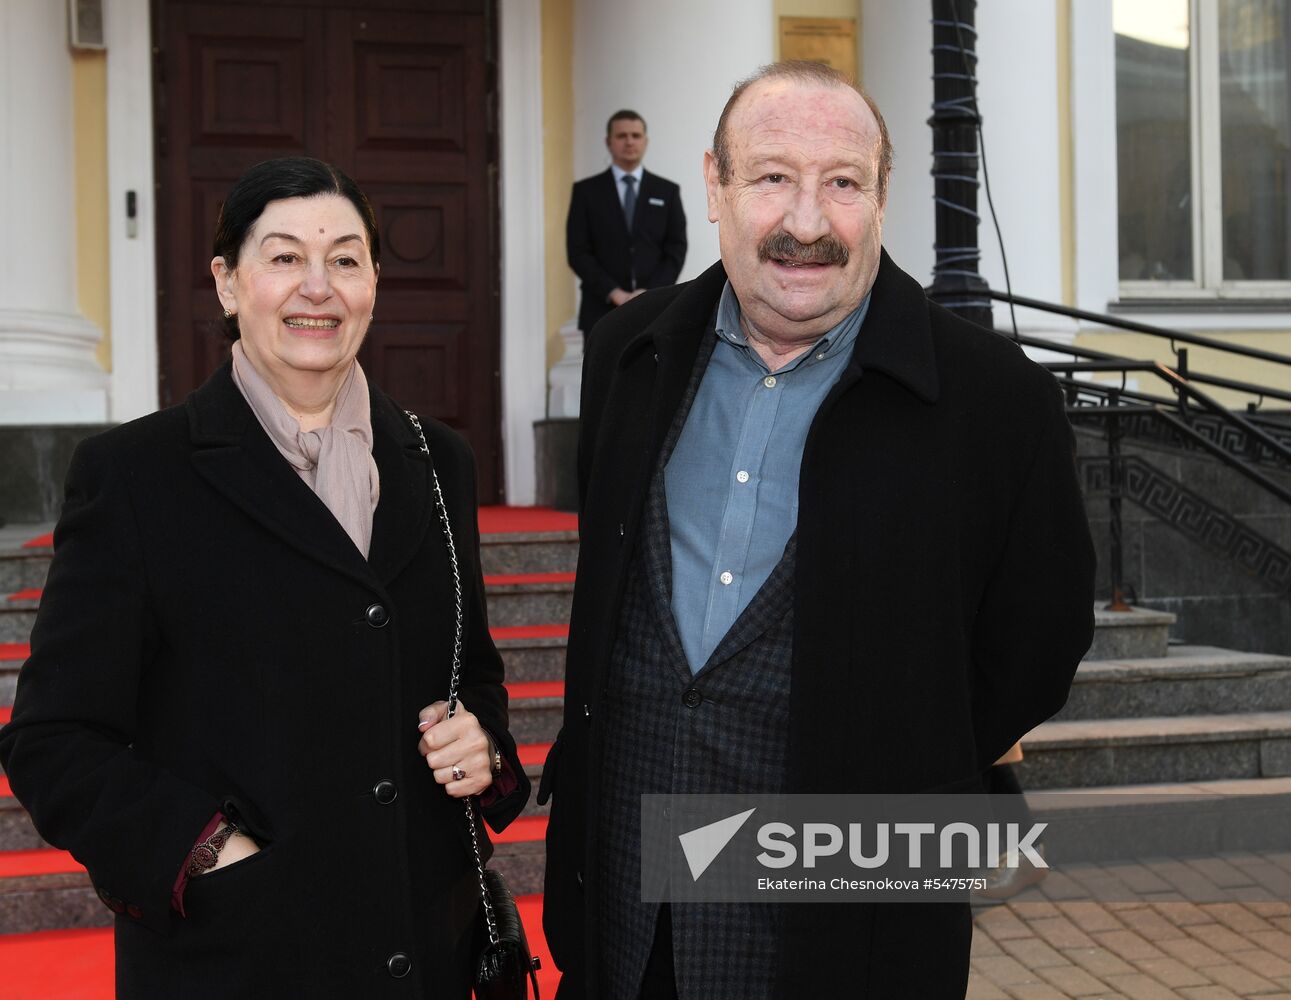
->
left=540, top=253, right=1096, bottom=998
left=566, top=168, right=688, bottom=336
left=0, top=364, right=530, bottom=998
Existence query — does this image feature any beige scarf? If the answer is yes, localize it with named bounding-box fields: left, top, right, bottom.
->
left=231, top=341, right=381, bottom=557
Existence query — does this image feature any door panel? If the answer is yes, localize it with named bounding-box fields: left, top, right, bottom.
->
left=155, top=0, right=502, bottom=500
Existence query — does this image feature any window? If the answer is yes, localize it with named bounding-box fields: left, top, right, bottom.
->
left=1116, top=0, right=1291, bottom=296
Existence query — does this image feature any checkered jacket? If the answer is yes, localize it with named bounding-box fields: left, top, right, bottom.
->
left=596, top=332, right=796, bottom=999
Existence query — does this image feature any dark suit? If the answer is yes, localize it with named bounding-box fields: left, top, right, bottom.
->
left=0, top=363, right=530, bottom=998
left=566, top=168, right=687, bottom=336
left=540, top=252, right=1096, bottom=997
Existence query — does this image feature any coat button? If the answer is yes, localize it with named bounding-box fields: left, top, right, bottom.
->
left=366, top=603, right=389, bottom=628
left=373, top=779, right=398, bottom=805
left=387, top=952, right=412, bottom=978
left=682, top=689, right=703, bottom=708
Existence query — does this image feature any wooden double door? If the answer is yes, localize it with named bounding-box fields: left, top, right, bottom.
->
left=154, top=0, right=503, bottom=500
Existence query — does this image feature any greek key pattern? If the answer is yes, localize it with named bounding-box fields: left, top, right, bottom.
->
left=1080, top=454, right=1291, bottom=594
left=1070, top=408, right=1291, bottom=470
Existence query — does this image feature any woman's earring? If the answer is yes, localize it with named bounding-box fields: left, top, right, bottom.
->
left=223, top=309, right=233, bottom=319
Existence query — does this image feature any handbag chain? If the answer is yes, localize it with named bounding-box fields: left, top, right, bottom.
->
left=406, top=411, right=501, bottom=948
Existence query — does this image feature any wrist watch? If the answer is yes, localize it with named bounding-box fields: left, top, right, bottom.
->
left=187, top=822, right=240, bottom=877
left=484, top=731, right=503, bottom=777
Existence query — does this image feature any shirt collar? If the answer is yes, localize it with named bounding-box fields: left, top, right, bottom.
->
left=713, top=281, right=870, bottom=374
left=611, top=163, right=644, bottom=186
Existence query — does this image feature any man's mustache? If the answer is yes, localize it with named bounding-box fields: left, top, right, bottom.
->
left=758, top=231, right=850, bottom=267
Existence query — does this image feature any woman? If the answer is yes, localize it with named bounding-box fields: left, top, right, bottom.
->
left=0, top=158, right=529, bottom=997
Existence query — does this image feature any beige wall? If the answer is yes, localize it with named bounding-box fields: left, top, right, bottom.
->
left=73, top=49, right=111, bottom=371
left=1056, top=0, right=1075, bottom=306
left=1074, top=330, right=1291, bottom=409
left=542, top=0, right=576, bottom=372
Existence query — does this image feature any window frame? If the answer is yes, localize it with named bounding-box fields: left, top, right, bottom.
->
left=1117, top=0, right=1291, bottom=301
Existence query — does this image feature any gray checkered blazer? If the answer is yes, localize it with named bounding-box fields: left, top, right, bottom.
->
left=596, top=331, right=796, bottom=999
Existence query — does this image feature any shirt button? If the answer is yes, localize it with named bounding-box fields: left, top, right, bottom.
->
left=816, top=352, right=826, bottom=360
left=763, top=375, right=777, bottom=388
left=719, top=571, right=733, bottom=586
left=366, top=603, right=389, bottom=628
left=683, top=689, right=703, bottom=708
left=736, top=470, right=750, bottom=483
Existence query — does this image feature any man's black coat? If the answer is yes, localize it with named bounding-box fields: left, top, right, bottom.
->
left=540, top=252, right=1096, bottom=998
left=566, top=168, right=688, bottom=336
left=0, top=364, right=529, bottom=998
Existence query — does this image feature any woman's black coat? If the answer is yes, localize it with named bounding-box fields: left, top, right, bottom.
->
left=0, top=363, right=529, bottom=998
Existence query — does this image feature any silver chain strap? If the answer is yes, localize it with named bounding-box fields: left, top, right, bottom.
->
left=406, top=411, right=500, bottom=947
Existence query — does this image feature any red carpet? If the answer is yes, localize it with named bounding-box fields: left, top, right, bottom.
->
left=491, top=814, right=547, bottom=846
left=0, top=706, right=10, bottom=725
left=484, top=572, right=576, bottom=587
left=0, top=643, right=30, bottom=661
left=0, top=900, right=561, bottom=998
left=6, top=588, right=41, bottom=602
left=1, top=775, right=10, bottom=797
left=505, top=681, right=564, bottom=700
left=20, top=534, right=52, bottom=550
left=0, top=927, right=114, bottom=999
left=0, top=849, right=84, bottom=878
left=490, top=624, right=569, bottom=641
left=478, top=506, right=577, bottom=535
left=517, top=743, right=552, bottom=767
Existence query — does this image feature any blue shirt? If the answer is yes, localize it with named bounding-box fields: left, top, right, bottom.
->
left=665, top=282, right=869, bottom=672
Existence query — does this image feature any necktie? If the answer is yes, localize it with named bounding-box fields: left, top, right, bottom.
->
left=622, top=174, right=637, bottom=230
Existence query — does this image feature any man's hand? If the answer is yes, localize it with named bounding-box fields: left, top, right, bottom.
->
left=417, top=700, right=495, bottom=797
left=608, top=288, right=638, bottom=307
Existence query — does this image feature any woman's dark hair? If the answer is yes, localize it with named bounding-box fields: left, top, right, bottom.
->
left=213, top=157, right=380, bottom=341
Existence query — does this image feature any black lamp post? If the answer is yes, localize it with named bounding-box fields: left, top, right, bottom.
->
left=926, top=0, right=993, bottom=329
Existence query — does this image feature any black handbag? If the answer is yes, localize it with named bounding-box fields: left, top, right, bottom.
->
left=408, top=412, right=541, bottom=1000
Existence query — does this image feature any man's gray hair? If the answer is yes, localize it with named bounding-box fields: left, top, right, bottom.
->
left=711, top=61, right=894, bottom=204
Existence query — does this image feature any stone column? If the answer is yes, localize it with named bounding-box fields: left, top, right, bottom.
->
left=0, top=0, right=108, bottom=424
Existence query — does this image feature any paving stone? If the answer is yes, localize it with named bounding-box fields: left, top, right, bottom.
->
left=1036, top=963, right=1113, bottom=997
left=1117, top=905, right=1191, bottom=940
left=1156, top=935, right=1229, bottom=967
left=1028, top=916, right=1098, bottom=950
left=1228, top=949, right=1291, bottom=980
left=971, top=931, right=1005, bottom=956
left=1157, top=900, right=1222, bottom=927
left=975, top=907, right=1040, bottom=941
left=1186, top=922, right=1266, bottom=954
left=1103, top=972, right=1197, bottom=1000
left=999, top=936, right=1071, bottom=969
left=1176, top=987, right=1245, bottom=1000
left=1132, top=956, right=1213, bottom=988
left=1090, top=929, right=1169, bottom=962
left=1148, top=859, right=1232, bottom=901
left=1275, top=917, right=1291, bottom=933
left=965, top=976, right=1011, bottom=1000
left=1202, top=902, right=1278, bottom=934
left=1010, top=900, right=1063, bottom=920
left=1001, top=983, right=1071, bottom=1000
left=1245, top=929, right=1291, bottom=954
left=1063, top=946, right=1138, bottom=978
left=1201, top=962, right=1283, bottom=994
left=1185, top=857, right=1263, bottom=890
left=1243, top=901, right=1291, bottom=919
left=1102, top=862, right=1177, bottom=895
left=1060, top=901, right=1128, bottom=934
left=971, top=955, right=1043, bottom=987
left=1040, top=870, right=1098, bottom=901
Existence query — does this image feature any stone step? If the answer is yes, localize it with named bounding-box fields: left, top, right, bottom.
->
left=0, top=599, right=37, bottom=644
left=0, top=870, right=109, bottom=935
left=0, top=526, right=52, bottom=598
left=1086, top=604, right=1176, bottom=660
left=484, top=578, right=574, bottom=630
left=479, top=531, right=578, bottom=577
left=1059, top=645, right=1291, bottom=720
left=496, top=634, right=567, bottom=683
left=1017, top=710, right=1291, bottom=789
left=506, top=683, right=563, bottom=745
left=1029, top=776, right=1291, bottom=868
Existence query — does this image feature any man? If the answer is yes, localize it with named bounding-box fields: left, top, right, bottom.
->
left=541, top=62, right=1094, bottom=999
left=566, top=110, right=688, bottom=336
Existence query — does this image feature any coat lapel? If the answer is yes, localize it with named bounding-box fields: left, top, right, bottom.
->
left=186, top=363, right=431, bottom=591
left=366, top=394, right=432, bottom=586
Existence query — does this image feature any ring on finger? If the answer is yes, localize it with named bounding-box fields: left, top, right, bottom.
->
left=451, top=766, right=466, bottom=782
